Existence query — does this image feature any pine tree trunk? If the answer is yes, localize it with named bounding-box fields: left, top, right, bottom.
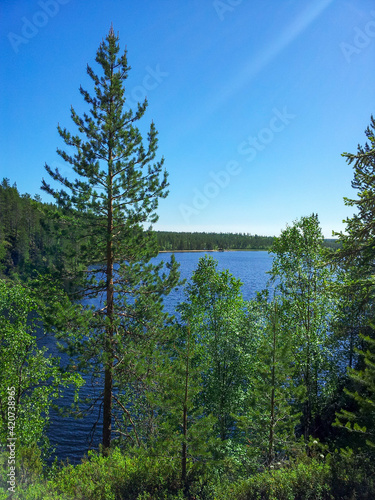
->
left=182, top=407, right=187, bottom=490
left=103, top=359, right=113, bottom=451
left=103, top=218, right=114, bottom=452
left=103, top=153, right=114, bottom=453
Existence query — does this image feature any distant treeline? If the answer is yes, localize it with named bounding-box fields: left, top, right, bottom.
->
left=156, top=231, right=274, bottom=251
left=0, top=179, right=340, bottom=278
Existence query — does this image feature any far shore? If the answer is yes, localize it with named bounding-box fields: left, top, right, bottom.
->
left=158, top=249, right=269, bottom=253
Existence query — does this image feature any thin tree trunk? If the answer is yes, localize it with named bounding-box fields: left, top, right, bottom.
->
left=103, top=199, right=114, bottom=452
left=268, top=301, right=277, bottom=467
left=182, top=326, right=190, bottom=493
left=304, top=288, right=312, bottom=442
left=304, top=345, right=311, bottom=442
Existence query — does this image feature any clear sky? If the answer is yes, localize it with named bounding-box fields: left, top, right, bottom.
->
left=1, top=0, right=374, bottom=237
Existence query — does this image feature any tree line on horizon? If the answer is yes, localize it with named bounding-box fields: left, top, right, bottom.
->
left=0, top=28, right=374, bottom=500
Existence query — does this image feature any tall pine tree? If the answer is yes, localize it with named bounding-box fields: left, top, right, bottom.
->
left=41, top=27, right=180, bottom=452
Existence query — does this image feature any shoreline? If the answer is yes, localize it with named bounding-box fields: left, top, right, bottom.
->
left=158, top=249, right=270, bottom=253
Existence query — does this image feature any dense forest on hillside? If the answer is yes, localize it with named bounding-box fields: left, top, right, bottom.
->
left=0, top=29, right=374, bottom=500
left=0, top=178, right=80, bottom=280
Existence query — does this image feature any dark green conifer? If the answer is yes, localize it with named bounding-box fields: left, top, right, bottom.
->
left=335, top=334, right=375, bottom=451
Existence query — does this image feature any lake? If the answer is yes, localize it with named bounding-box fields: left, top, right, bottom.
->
left=46, top=250, right=274, bottom=463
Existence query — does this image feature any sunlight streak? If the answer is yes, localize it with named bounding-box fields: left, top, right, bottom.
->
left=209, top=0, right=335, bottom=112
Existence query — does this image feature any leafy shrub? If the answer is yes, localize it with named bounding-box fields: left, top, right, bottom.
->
left=0, top=446, right=220, bottom=499
left=216, top=458, right=332, bottom=500
left=48, top=448, right=181, bottom=500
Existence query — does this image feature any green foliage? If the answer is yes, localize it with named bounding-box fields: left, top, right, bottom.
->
left=0, top=279, right=83, bottom=452
left=156, top=232, right=338, bottom=252
left=1, top=446, right=374, bottom=500
left=332, top=117, right=375, bottom=355
left=330, top=117, right=375, bottom=456
left=0, top=179, right=73, bottom=280
left=237, top=296, right=302, bottom=468
left=334, top=335, right=375, bottom=450
left=178, top=255, right=258, bottom=442
left=0, top=443, right=45, bottom=495
left=1, top=71, right=374, bottom=499
left=3, top=448, right=205, bottom=500
left=328, top=447, right=375, bottom=500
left=269, top=214, right=337, bottom=440
left=216, top=457, right=332, bottom=500
left=144, top=324, right=221, bottom=494
left=336, top=115, right=375, bottom=273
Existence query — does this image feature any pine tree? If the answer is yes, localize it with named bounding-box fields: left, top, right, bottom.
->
left=237, top=296, right=301, bottom=469
left=41, top=27, right=180, bottom=452
left=146, top=324, right=217, bottom=494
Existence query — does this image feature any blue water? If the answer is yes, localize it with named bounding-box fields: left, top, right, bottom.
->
left=46, top=251, right=273, bottom=463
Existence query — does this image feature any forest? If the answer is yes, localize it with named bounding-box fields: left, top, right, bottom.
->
left=0, top=28, right=374, bottom=500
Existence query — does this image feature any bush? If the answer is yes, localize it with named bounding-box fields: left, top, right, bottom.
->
left=48, top=448, right=181, bottom=500
left=0, top=446, right=220, bottom=499
left=216, top=458, right=332, bottom=500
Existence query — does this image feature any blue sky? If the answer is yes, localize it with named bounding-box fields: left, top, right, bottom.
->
left=1, top=0, right=374, bottom=237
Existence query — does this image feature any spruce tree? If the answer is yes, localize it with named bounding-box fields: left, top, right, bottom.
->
left=41, top=27, right=180, bottom=452
left=337, top=116, right=375, bottom=269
